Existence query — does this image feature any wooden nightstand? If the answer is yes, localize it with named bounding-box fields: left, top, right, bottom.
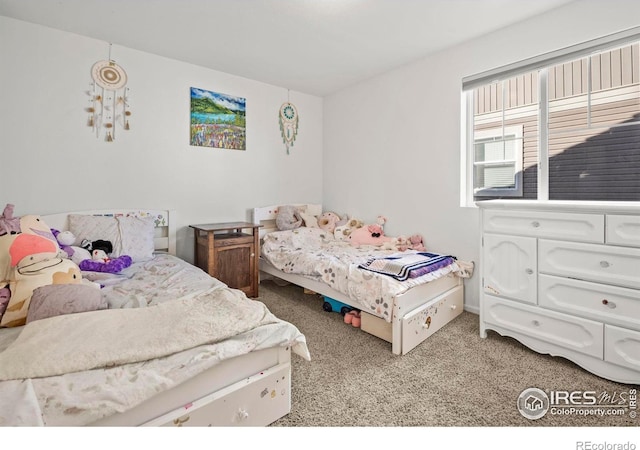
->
left=190, top=222, right=262, bottom=298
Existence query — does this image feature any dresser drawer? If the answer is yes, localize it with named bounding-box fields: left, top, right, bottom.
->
left=482, top=209, right=604, bottom=243
left=605, top=325, right=640, bottom=374
left=483, top=295, right=603, bottom=358
left=606, top=215, right=640, bottom=248
left=539, top=239, right=640, bottom=290
left=539, top=274, right=640, bottom=331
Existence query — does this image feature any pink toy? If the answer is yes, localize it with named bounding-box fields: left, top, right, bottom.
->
left=349, top=223, right=393, bottom=247
left=409, top=234, right=426, bottom=251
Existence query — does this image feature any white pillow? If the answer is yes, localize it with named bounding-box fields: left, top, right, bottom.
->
left=68, top=215, right=122, bottom=256
left=117, top=216, right=155, bottom=262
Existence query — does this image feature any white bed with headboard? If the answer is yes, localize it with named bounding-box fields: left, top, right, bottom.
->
left=253, top=204, right=466, bottom=356
left=0, top=208, right=309, bottom=426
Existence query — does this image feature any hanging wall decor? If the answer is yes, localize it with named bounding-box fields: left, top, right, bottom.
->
left=279, top=94, right=298, bottom=154
left=86, top=44, right=131, bottom=142
left=190, top=87, right=246, bottom=150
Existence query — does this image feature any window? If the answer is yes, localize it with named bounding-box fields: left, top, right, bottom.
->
left=462, top=27, right=640, bottom=205
left=474, top=126, right=523, bottom=197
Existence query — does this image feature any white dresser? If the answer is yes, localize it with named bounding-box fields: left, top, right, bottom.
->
left=478, top=200, right=640, bottom=385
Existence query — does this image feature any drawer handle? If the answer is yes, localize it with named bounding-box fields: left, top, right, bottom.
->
left=525, top=268, right=534, bottom=275
left=531, top=221, right=540, bottom=228
left=600, top=260, right=610, bottom=268
left=602, top=299, right=616, bottom=309
left=532, top=320, right=541, bottom=327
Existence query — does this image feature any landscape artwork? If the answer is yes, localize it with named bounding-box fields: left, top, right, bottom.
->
left=190, top=87, right=246, bottom=150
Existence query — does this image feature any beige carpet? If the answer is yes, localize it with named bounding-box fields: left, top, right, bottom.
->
left=257, top=280, right=638, bottom=427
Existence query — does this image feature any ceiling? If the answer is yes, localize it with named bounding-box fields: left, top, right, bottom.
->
left=0, top=0, right=574, bottom=96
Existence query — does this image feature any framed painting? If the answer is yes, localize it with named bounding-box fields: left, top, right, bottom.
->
left=190, top=87, right=246, bottom=150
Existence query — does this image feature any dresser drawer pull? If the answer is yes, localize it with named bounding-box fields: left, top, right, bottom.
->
left=531, top=320, right=541, bottom=327
left=601, top=299, right=616, bottom=309
left=525, top=268, right=534, bottom=275
left=531, top=221, right=540, bottom=228
left=599, top=260, right=610, bottom=268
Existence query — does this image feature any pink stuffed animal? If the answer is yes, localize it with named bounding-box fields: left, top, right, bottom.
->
left=349, top=224, right=393, bottom=247
left=409, top=234, right=426, bottom=251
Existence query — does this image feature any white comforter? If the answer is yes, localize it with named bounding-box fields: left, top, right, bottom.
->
left=261, top=228, right=460, bottom=322
left=0, top=254, right=309, bottom=426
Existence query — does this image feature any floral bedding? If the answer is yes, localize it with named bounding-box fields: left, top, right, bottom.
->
left=0, top=254, right=310, bottom=426
left=261, top=228, right=461, bottom=322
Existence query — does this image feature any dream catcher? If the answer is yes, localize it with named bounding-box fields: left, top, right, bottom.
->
left=86, top=44, right=131, bottom=142
left=279, top=93, right=299, bottom=154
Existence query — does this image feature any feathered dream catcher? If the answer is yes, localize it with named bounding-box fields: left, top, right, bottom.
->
left=279, top=98, right=298, bottom=154
left=86, top=44, right=131, bottom=142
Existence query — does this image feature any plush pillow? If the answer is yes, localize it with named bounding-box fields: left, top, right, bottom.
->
left=26, top=283, right=106, bottom=324
left=0, top=214, right=60, bottom=284
left=117, top=216, right=155, bottom=262
left=68, top=215, right=123, bottom=256
left=1, top=255, right=83, bottom=327
left=299, top=210, right=319, bottom=228
left=276, top=205, right=303, bottom=231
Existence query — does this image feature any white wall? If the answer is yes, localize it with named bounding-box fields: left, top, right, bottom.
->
left=323, top=0, right=640, bottom=312
left=0, top=16, right=323, bottom=262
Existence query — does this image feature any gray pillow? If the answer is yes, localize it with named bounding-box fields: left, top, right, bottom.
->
left=26, top=284, right=107, bottom=323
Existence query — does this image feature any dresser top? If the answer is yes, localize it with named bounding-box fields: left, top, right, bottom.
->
left=476, top=200, right=640, bottom=214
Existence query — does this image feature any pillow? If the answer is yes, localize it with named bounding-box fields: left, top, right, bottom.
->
left=299, top=210, right=319, bottom=228
left=68, top=215, right=122, bottom=256
left=117, top=216, right=155, bottom=262
left=26, top=283, right=106, bottom=324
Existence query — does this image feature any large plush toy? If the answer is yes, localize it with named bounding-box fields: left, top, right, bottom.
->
left=0, top=213, right=87, bottom=328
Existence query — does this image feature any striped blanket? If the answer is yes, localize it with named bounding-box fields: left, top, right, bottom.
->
left=358, top=252, right=456, bottom=281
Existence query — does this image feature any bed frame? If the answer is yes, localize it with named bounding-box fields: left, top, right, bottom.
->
left=253, top=204, right=464, bottom=355
left=41, top=209, right=295, bottom=427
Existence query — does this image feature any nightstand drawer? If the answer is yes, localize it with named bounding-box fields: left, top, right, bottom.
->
left=214, top=233, right=254, bottom=247
left=539, top=239, right=640, bottom=289
left=483, top=295, right=603, bottom=358
left=539, top=274, right=640, bottom=331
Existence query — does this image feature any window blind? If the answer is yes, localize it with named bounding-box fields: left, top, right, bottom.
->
left=462, top=25, right=640, bottom=91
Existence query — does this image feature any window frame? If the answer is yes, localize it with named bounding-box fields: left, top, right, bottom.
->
left=473, top=125, right=524, bottom=197
left=461, top=26, right=640, bottom=207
